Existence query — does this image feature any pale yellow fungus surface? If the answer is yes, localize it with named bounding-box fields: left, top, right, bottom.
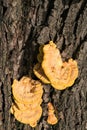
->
left=33, top=41, right=78, bottom=90
left=47, top=102, right=58, bottom=125
left=10, top=76, right=43, bottom=127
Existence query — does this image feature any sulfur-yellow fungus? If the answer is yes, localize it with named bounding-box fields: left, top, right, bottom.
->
left=47, top=102, right=58, bottom=125
left=42, top=41, right=63, bottom=71
left=14, top=98, right=42, bottom=111
left=10, top=76, right=43, bottom=127
left=12, top=77, right=43, bottom=104
left=46, top=58, right=78, bottom=90
left=33, top=41, right=78, bottom=90
left=10, top=103, right=42, bottom=127
left=33, top=63, right=50, bottom=84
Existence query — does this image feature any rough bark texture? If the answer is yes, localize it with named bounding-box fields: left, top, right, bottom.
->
left=0, top=0, right=87, bottom=130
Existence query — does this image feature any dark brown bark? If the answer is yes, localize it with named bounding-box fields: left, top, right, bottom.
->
left=0, top=0, right=87, bottom=130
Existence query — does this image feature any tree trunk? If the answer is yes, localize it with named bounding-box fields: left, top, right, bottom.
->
left=0, top=0, right=87, bottom=130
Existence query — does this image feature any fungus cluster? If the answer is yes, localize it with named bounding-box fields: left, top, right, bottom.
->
left=33, top=41, right=78, bottom=90
left=47, top=102, right=58, bottom=125
left=10, top=76, right=43, bottom=127
left=10, top=41, right=79, bottom=127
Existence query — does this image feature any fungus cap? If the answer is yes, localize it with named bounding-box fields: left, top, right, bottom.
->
left=12, top=77, right=43, bottom=103
left=33, top=41, right=78, bottom=90
left=42, top=41, right=63, bottom=73
left=50, top=59, right=78, bottom=90
left=41, top=41, right=78, bottom=90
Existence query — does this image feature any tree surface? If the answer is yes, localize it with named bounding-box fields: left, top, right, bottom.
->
left=0, top=0, right=87, bottom=130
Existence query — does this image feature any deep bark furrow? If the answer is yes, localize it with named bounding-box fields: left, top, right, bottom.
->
left=76, top=3, right=87, bottom=41
left=73, top=0, right=87, bottom=39
left=63, top=0, right=83, bottom=45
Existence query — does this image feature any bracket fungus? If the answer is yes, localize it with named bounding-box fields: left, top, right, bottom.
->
left=10, top=76, right=43, bottom=127
left=47, top=102, right=58, bottom=125
left=37, top=45, right=44, bottom=63
left=33, top=41, right=78, bottom=90
left=33, top=63, right=50, bottom=84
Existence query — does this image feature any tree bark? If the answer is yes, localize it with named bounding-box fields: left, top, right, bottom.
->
left=0, top=0, right=87, bottom=130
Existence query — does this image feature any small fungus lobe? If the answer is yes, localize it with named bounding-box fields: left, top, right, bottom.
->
left=47, top=102, right=58, bottom=125
left=10, top=76, right=43, bottom=127
left=37, top=45, right=44, bottom=63
left=33, top=63, right=50, bottom=84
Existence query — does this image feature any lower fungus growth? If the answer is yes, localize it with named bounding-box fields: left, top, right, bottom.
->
left=47, top=102, right=58, bottom=125
left=10, top=103, right=42, bottom=127
left=33, top=41, right=78, bottom=90
left=10, top=76, right=43, bottom=127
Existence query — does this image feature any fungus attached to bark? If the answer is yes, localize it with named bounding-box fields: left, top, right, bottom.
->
left=10, top=103, right=42, bottom=127
left=34, top=41, right=78, bottom=90
left=12, top=76, right=43, bottom=104
left=14, top=98, right=42, bottom=111
left=33, top=63, right=50, bottom=84
left=47, top=58, right=78, bottom=90
left=47, top=102, right=58, bottom=125
left=10, top=76, right=43, bottom=127
left=42, top=41, right=63, bottom=71
left=37, top=45, right=44, bottom=63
